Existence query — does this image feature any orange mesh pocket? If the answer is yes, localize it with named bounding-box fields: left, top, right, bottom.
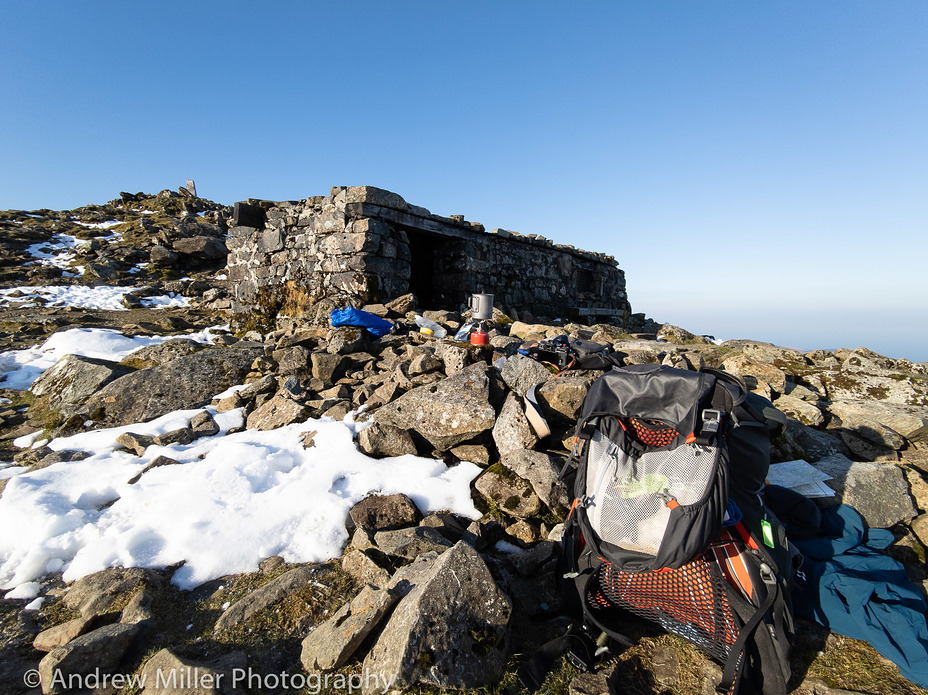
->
left=628, top=418, right=678, bottom=448
left=592, top=555, right=740, bottom=663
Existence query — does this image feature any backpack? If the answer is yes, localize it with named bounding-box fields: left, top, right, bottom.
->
left=522, top=364, right=795, bottom=695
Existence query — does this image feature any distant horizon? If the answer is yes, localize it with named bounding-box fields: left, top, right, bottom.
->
left=3, top=180, right=925, bottom=364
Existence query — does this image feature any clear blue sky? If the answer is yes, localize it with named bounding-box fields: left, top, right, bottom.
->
left=3, top=2, right=927, bottom=361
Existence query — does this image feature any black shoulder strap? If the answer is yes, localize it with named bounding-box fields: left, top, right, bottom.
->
left=717, top=569, right=780, bottom=694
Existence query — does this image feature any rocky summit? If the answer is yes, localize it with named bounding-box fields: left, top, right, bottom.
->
left=1, top=187, right=927, bottom=695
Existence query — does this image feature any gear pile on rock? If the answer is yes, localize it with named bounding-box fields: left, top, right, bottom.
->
left=1, top=190, right=927, bottom=695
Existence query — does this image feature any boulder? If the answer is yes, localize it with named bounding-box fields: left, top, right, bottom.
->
left=499, top=355, right=551, bottom=396
left=311, top=352, right=348, bottom=385
left=500, top=449, right=569, bottom=513
left=812, top=454, right=917, bottom=528
left=373, top=363, right=497, bottom=451
left=85, top=346, right=263, bottom=427
left=349, top=493, right=422, bottom=534
left=774, top=395, right=825, bottom=427
left=301, top=585, right=398, bottom=670
left=172, top=235, right=228, bottom=259
left=119, top=338, right=204, bottom=369
left=30, top=354, right=130, bottom=418
left=722, top=355, right=788, bottom=395
left=828, top=400, right=928, bottom=448
left=38, top=623, right=140, bottom=694
left=474, top=466, right=543, bottom=518
left=536, top=375, right=595, bottom=425
left=492, top=393, right=539, bottom=458
left=273, top=345, right=311, bottom=375
left=362, top=541, right=511, bottom=693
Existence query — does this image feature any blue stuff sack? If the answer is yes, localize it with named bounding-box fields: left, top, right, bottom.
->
left=330, top=307, right=393, bottom=338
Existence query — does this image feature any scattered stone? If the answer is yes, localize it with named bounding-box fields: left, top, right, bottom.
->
left=213, top=565, right=319, bottom=633
left=349, top=493, right=422, bottom=534
left=127, top=455, right=183, bottom=484
left=504, top=519, right=539, bottom=544
left=722, top=354, right=788, bottom=395
left=536, top=375, right=595, bottom=425
left=274, top=345, right=311, bottom=375
left=342, top=549, right=392, bottom=588
left=775, top=394, right=825, bottom=427
left=357, top=422, right=417, bottom=458
left=301, top=584, right=398, bottom=670
left=138, top=648, right=247, bottom=695
left=245, top=393, right=309, bottom=430
left=492, top=393, right=539, bottom=458
left=500, top=449, right=569, bottom=513
left=153, top=426, right=194, bottom=446
left=119, top=589, right=154, bottom=625
left=33, top=615, right=95, bottom=652
left=461, top=518, right=503, bottom=552
left=419, top=513, right=467, bottom=543
left=311, top=352, right=348, bottom=385
left=373, top=526, right=454, bottom=560
left=499, top=354, right=552, bottom=396
left=38, top=623, right=140, bottom=694
left=450, top=444, right=491, bottom=466
left=214, top=391, right=243, bottom=413
left=63, top=567, right=163, bottom=618
left=190, top=410, right=221, bottom=437
left=116, top=431, right=155, bottom=456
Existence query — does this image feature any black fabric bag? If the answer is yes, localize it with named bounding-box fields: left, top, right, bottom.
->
left=520, top=335, right=621, bottom=372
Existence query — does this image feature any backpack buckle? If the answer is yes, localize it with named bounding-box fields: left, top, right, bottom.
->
left=701, top=409, right=722, bottom=435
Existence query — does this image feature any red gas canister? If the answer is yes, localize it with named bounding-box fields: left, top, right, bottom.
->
left=470, top=329, right=489, bottom=346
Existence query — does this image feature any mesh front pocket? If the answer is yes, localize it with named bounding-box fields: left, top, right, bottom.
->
left=586, top=429, right=719, bottom=556
left=628, top=417, right=678, bottom=448
left=593, top=557, right=740, bottom=662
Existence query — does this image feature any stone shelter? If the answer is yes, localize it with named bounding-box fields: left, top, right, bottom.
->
left=226, top=186, right=629, bottom=327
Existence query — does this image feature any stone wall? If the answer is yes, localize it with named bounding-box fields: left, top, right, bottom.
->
left=226, top=186, right=629, bottom=327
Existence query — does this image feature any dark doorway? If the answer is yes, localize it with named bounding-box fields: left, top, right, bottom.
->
left=407, top=230, right=440, bottom=309
left=406, top=229, right=469, bottom=310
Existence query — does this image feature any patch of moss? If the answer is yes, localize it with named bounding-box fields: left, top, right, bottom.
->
left=805, top=634, right=927, bottom=695
left=867, top=385, right=891, bottom=400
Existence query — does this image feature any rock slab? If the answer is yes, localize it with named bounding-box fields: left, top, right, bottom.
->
left=362, top=541, right=511, bottom=693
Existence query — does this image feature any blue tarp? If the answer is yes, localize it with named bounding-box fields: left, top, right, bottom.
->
left=792, top=504, right=928, bottom=689
left=330, top=307, right=393, bottom=338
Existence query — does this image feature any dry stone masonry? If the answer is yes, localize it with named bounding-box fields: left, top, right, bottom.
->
left=226, top=186, right=629, bottom=329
